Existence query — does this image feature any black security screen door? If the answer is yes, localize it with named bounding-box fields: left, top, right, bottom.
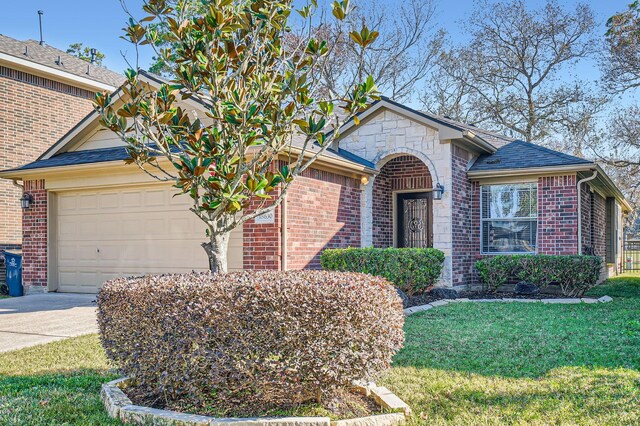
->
left=397, top=192, right=433, bottom=248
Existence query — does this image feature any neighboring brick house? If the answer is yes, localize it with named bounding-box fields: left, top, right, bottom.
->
left=0, top=34, right=122, bottom=285
left=0, top=74, right=631, bottom=294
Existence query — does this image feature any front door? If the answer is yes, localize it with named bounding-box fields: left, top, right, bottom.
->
left=397, top=192, right=433, bottom=248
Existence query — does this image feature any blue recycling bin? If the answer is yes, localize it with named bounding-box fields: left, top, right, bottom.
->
left=4, top=251, right=23, bottom=297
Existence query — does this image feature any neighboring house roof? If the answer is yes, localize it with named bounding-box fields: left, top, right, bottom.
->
left=0, top=34, right=123, bottom=89
left=470, top=140, right=593, bottom=172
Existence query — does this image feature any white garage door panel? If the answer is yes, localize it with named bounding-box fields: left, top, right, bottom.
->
left=56, top=185, right=243, bottom=293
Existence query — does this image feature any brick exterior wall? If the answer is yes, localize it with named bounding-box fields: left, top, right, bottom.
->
left=580, top=184, right=606, bottom=258
left=286, top=169, right=361, bottom=269
left=466, top=174, right=582, bottom=286
left=0, top=67, right=95, bottom=284
left=21, top=180, right=48, bottom=293
left=243, top=166, right=362, bottom=271
left=372, top=156, right=432, bottom=248
left=538, top=175, right=579, bottom=255
left=243, top=191, right=282, bottom=271
left=451, top=146, right=475, bottom=286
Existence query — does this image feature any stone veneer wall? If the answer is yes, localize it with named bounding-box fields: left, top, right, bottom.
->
left=21, top=179, right=48, bottom=293
left=372, top=156, right=432, bottom=248
left=339, top=109, right=453, bottom=285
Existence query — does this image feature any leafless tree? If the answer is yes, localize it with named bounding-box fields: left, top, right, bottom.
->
left=422, top=0, right=600, bottom=144
left=595, top=2, right=640, bottom=216
left=594, top=107, right=640, bottom=210
left=286, top=0, right=444, bottom=102
left=602, top=1, right=640, bottom=94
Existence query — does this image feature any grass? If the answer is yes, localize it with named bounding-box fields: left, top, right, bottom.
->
left=1, top=275, right=639, bottom=425
left=380, top=274, right=640, bottom=425
left=0, top=335, right=119, bottom=425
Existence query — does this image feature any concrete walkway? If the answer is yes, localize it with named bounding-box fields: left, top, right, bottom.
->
left=0, top=293, right=98, bottom=353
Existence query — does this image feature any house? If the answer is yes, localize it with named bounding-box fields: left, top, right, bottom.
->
left=0, top=71, right=631, bottom=294
left=0, top=34, right=122, bottom=285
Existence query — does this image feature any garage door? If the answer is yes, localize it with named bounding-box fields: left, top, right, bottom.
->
left=55, top=185, right=243, bottom=293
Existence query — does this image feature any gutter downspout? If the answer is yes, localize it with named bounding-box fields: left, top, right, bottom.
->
left=12, top=179, right=24, bottom=191
left=577, top=170, right=598, bottom=255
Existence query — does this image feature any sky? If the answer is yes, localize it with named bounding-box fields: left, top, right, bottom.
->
left=0, top=0, right=634, bottom=105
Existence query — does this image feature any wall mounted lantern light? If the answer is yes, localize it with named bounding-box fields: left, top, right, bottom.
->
left=20, top=193, right=33, bottom=210
left=432, top=183, right=445, bottom=201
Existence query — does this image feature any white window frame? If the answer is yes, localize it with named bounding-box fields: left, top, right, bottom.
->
left=480, top=183, right=539, bottom=255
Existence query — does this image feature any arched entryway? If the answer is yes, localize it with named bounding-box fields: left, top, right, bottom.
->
left=371, top=155, right=434, bottom=248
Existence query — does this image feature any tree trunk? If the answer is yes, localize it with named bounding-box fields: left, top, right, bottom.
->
left=201, top=231, right=230, bottom=274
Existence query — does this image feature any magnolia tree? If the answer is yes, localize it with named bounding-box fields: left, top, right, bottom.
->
left=94, top=0, right=379, bottom=273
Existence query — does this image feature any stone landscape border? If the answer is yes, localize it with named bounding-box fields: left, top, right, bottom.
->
left=404, top=295, right=614, bottom=315
left=102, top=377, right=411, bottom=426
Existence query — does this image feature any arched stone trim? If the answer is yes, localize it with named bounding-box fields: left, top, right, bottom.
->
left=372, top=147, right=441, bottom=185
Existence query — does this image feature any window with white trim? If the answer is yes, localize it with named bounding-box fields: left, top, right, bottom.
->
left=481, top=183, right=538, bottom=254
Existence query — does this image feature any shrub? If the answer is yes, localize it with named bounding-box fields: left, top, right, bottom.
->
left=97, top=270, right=404, bottom=415
left=475, top=256, right=517, bottom=293
left=555, top=256, right=602, bottom=297
left=320, top=247, right=445, bottom=295
left=516, top=255, right=561, bottom=289
left=475, top=254, right=602, bottom=296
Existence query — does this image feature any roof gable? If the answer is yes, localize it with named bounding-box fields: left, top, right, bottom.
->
left=38, top=71, right=209, bottom=160
left=336, top=97, right=497, bottom=154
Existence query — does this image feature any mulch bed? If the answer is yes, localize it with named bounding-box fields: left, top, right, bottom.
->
left=406, top=291, right=569, bottom=308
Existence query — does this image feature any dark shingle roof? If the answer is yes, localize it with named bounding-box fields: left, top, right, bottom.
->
left=469, top=140, right=593, bottom=172
left=9, top=143, right=375, bottom=173
left=13, top=146, right=132, bottom=171
left=0, top=34, right=124, bottom=87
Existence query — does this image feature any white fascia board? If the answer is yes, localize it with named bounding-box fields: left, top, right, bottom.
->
left=0, top=52, right=116, bottom=92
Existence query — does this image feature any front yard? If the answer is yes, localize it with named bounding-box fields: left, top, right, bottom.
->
left=1, top=275, right=639, bottom=425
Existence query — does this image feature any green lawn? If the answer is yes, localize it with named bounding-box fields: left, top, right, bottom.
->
left=1, top=275, right=639, bottom=425
left=0, top=335, right=119, bottom=425
left=380, top=274, right=640, bottom=425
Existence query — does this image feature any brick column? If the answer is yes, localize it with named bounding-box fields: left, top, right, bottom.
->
left=538, top=175, right=579, bottom=255
left=22, top=179, right=48, bottom=293
left=243, top=196, right=282, bottom=270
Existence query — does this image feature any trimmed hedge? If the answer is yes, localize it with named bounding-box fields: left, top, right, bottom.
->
left=476, top=254, right=602, bottom=296
left=97, top=270, right=404, bottom=416
left=475, top=255, right=517, bottom=293
left=320, top=247, right=445, bottom=295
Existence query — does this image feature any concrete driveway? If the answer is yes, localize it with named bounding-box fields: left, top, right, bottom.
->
left=0, top=293, right=98, bottom=353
